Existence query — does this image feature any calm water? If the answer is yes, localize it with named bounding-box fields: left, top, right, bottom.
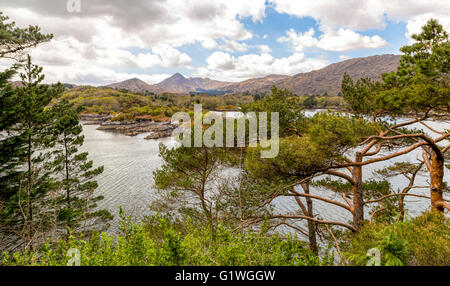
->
left=80, top=125, right=177, bottom=232
left=81, top=112, right=449, bottom=233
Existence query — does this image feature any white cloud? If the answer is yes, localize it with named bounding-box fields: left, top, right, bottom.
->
left=277, top=28, right=318, bottom=51
left=258, top=45, right=272, bottom=53
left=152, top=45, right=192, bottom=67
left=317, top=29, right=387, bottom=51
left=278, top=28, right=387, bottom=52
left=222, top=39, right=249, bottom=52
left=199, top=52, right=328, bottom=82
left=0, top=0, right=267, bottom=84
left=271, top=0, right=386, bottom=32
left=0, top=1, right=266, bottom=48
left=2, top=0, right=449, bottom=86
left=339, top=55, right=351, bottom=61
left=405, top=13, right=450, bottom=42
left=270, top=0, right=450, bottom=31
left=206, top=52, right=235, bottom=70
left=22, top=37, right=189, bottom=85
left=271, top=0, right=450, bottom=43
left=201, top=39, right=219, bottom=50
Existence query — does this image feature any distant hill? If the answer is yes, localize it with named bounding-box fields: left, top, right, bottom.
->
left=220, top=54, right=401, bottom=96
left=104, top=54, right=401, bottom=96
left=106, top=78, right=160, bottom=94
left=218, top=74, right=291, bottom=94
left=10, top=81, right=77, bottom=90
left=153, top=73, right=231, bottom=94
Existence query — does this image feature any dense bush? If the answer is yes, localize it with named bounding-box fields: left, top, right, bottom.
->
left=346, top=212, right=450, bottom=266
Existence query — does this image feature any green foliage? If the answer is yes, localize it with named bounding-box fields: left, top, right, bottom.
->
left=346, top=211, right=450, bottom=266
left=0, top=66, right=22, bottom=205
left=341, top=73, right=379, bottom=115
left=306, top=112, right=377, bottom=158
left=1, top=54, right=109, bottom=249
left=62, top=86, right=253, bottom=121
left=0, top=11, right=53, bottom=59
left=242, top=86, right=306, bottom=137
left=152, top=143, right=232, bottom=236
left=302, top=95, right=318, bottom=109
left=48, top=98, right=112, bottom=236
left=245, top=136, right=326, bottom=181
left=0, top=56, right=58, bottom=248
left=342, top=19, right=449, bottom=116
left=0, top=214, right=328, bottom=266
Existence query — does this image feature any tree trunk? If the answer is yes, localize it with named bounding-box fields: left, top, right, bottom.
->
left=302, top=184, right=318, bottom=254
left=64, top=136, right=71, bottom=238
left=352, top=152, right=364, bottom=231
left=430, top=152, right=445, bottom=212
left=27, top=130, right=33, bottom=250
left=398, top=196, right=405, bottom=222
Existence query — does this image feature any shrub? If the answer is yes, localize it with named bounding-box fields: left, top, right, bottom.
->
left=0, top=213, right=329, bottom=266
left=346, top=211, right=450, bottom=266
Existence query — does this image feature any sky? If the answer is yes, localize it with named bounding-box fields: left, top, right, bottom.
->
left=0, top=0, right=449, bottom=86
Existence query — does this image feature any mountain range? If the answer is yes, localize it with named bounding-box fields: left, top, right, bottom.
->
left=104, top=54, right=401, bottom=96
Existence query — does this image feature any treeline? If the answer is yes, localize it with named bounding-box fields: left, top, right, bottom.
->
left=62, top=86, right=253, bottom=121
left=0, top=12, right=111, bottom=252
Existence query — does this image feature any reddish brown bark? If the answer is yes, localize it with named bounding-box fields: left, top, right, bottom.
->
left=430, top=152, right=445, bottom=212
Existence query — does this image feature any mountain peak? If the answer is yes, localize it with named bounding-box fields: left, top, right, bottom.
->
left=170, top=73, right=186, bottom=79
left=123, top=77, right=145, bottom=83
left=105, top=77, right=160, bottom=93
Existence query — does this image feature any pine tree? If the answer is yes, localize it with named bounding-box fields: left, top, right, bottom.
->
left=1, top=56, right=57, bottom=250
left=49, top=99, right=112, bottom=238
left=0, top=66, right=24, bottom=238
left=0, top=12, right=53, bottom=250
left=0, top=12, right=53, bottom=59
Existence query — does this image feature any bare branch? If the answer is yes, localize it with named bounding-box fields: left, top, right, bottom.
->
left=285, top=193, right=354, bottom=213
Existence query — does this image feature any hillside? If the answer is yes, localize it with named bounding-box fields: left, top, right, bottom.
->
left=153, top=73, right=231, bottom=94
left=219, top=74, right=290, bottom=94
left=103, top=54, right=401, bottom=96
left=271, top=54, right=401, bottom=96
left=218, top=54, right=401, bottom=96
left=105, top=78, right=160, bottom=94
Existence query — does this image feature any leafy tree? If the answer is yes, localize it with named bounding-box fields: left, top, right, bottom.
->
left=153, top=143, right=231, bottom=239
left=302, top=95, right=318, bottom=109
left=0, top=12, right=53, bottom=59
left=242, top=86, right=306, bottom=137
left=341, top=19, right=449, bottom=212
left=0, top=67, right=23, bottom=214
left=49, top=98, right=112, bottom=238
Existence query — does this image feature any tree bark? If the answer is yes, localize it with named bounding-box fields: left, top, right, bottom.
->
left=301, top=183, right=318, bottom=255
left=352, top=152, right=364, bottom=231
left=430, top=151, right=445, bottom=212
left=27, top=130, right=33, bottom=250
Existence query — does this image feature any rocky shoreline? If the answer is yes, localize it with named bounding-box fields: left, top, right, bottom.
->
left=81, top=114, right=177, bottom=140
